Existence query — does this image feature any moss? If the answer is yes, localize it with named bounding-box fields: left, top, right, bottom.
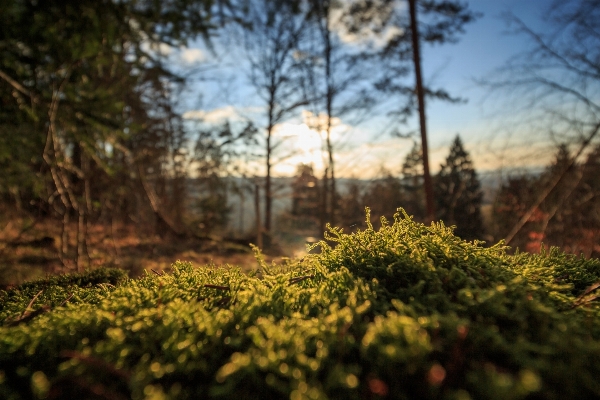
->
left=0, top=210, right=599, bottom=399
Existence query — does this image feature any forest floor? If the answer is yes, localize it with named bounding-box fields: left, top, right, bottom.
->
left=0, top=215, right=295, bottom=287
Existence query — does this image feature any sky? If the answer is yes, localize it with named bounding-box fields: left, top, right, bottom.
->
left=172, top=0, right=558, bottom=180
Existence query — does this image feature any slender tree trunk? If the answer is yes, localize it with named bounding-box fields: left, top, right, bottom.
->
left=409, top=0, right=435, bottom=222
left=239, top=190, right=245, bottom=235
left=265, top=125, right=272, bottom=234
left=255, top=182, right=263, bottom=249
left=326, top=126, right=335, bottom=226
left=320, top=168, right=329, bottom=234
left=324, top=15, right=336, bottom=228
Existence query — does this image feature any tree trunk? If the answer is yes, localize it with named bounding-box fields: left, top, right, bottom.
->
left=265, top=125, right=273, bottom=234
left=255, top=182, right=263, bottom=249
left=324, top=14, right=336, bottom=228
left=409, top=0, right=435, bottom=222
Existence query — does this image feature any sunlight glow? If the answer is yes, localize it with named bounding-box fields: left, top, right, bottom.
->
left=273, top=121, right=323, bottom=175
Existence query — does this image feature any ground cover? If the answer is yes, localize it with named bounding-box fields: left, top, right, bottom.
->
left=0, top=215, right=279, bottom=287
left=1, top=209, right=599, bottom=399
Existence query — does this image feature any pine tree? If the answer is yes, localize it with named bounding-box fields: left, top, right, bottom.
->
left=400, top=142, right=425, bottom=221
left=338, top=181, right=364, bottom=231
left=362, top=169, right=404, bottom=226
left=492, top=175, right=541, bottom=253
left=291, top=164, right=320, bottom=219
left=434, top=135, right=484, bottom=240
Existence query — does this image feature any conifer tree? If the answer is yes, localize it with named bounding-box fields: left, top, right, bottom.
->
left=434, top=135, right=484, bottom=240
left=400, top=142, right=425, bottom=221
left=362, top=170, right=404, bottom=226
left=337, top=182, right=364, bottom=231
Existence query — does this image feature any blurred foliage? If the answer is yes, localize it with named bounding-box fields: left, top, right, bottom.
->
left=0, top=0, right=248, bottom=269
left=493, top=143, right=600, bottom=257
left=1, top=209, right=600, bottom=399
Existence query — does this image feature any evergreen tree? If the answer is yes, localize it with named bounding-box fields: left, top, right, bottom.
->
left=535, top=144, right=600, bottom=257
left=362, top=169, right=404, bottom=226
left=338, top=181, right=364, bottom=231
left=341, top=0, right=479, bottom=221
left=291, top=164, right=320, bottom=219
left=400, top=142, right=425, bottom=221
left=434, top=135, right=484, bottom=240
left=492, top=175, right=541, bottom=253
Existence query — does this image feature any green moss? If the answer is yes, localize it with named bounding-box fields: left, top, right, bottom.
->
left=0, top=210, right=599, bottom=399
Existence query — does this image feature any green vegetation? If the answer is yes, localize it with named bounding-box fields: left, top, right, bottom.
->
left=1, top=209, right=599, bottom=399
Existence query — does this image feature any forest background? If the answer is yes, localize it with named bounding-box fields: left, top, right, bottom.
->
left=1, top=0, right=599, bottom=286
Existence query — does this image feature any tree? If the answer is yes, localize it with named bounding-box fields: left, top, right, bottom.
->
left=236, top=0, right=309, bottom=242
left=482, top=0, right=600, bottom=246
left=299, top=0, right=377, bottom=231
left=492, top=144, right=600, bottom=255
left=0, top=0, right=232, bottom=269
left=362, top=169, right=404, bottom=226
left=291, top=164, right=320, bottom=218
left=190, top=120, right=257, bottom=236
left=400, top=142, right=425, bottom=220
left=342, top=0, right=479, bottom=222
left=289, top=163, right=320, bottom=233
left=573, top=145, right=600, bottom=257
left=337, top=181, right=365, bottom=231
left=531, top=144, right=600, bottom=256
left=492, top=175, right=545, bottom=253
left=434, top=135, right=484, bottom=241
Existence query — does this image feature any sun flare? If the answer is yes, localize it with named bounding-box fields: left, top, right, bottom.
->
left=273, top=122, right=323, bottom=175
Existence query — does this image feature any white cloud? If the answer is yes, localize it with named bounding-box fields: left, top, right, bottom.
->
left=180, top=48, right=206, bottom=64
left=300, top=110, right=349, bottom=141
left=140, top=41, right=175, bottom=57
left=330, top=2, right=406, bottom=48
left=183, top=105, right=240, bottom=123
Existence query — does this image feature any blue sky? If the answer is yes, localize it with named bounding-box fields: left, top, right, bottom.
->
left=175, top=0, right=557, bottom=179
left=419, top=0, right=554, bottom=173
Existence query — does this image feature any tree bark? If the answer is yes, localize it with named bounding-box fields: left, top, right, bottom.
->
left=255, top=182, right=263, bottom=249
left=409, top=0, right=435, bottom=222
left=324, top=13, right=336, bottom=228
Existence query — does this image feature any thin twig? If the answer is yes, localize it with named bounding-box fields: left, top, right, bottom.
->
left=289, top=275, right=315, bottom=285
left=0, top=69, right=38, bottom=102
left=59, top=293, right=74, bottom=307
left=21, top=290, right=44, bottom=319
left=571, top=281, right=600, bottom=308
left=204, top=284, right=230, bottom=290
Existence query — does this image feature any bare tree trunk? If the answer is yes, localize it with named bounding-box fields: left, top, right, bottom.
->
left=239, top=189, right=245, bottom=235
left=42, top=76, right=80, bottom=270
left=265, top=125, right=272, bottom=234
left=137, top=163, right=184, bottom=237
left=60, top=212, right=69, bottom=265
left=324, top=14, right=336, bottom=228
left=326, top=128, right=335, bottom=226
left=320, top=167, right=329, bottom=234
left=76, top=151, right=93, bottom=271
left=254, top=182, right=263, bottom=249
left=409, top=0, right=435, bottom=223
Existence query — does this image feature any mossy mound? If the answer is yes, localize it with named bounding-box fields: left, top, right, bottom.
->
left=1, top=210, right=599, bottom=399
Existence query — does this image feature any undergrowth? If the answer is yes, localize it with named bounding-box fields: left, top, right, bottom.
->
left=1, top=209, right=599, bottom=399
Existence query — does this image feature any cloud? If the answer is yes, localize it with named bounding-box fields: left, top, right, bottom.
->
left=180, top=48, right=206, bottom=64
left=183, top=105, right=240, bottom=123
left=300, top=110, right=350, bottom=141
left=140, top=41, right=175, bottom=57
left=330, top=2, right=406, bottom=48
